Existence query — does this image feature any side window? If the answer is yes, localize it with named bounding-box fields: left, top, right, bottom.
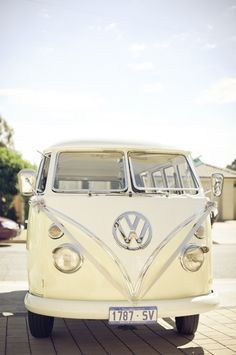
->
left=164, top=166, right=178, bottom=189
left=140, top=172, right=151, bottom=188
left=177, top=161, right=196, bottom=190
left=37, top=155, right=51, bottom=193
left=153, top=170, right=165, bottom=188
left=129, top=152, right=199, bottom=194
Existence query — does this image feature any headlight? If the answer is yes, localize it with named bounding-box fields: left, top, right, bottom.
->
left=52, top=244, right=83, bottom=273
left=49, top=223, right=64, bottom=239
left=180, top=245, right=206, bottom=272
left=194, top=225, right=205, bottom=239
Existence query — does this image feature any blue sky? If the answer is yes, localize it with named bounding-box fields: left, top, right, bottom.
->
left=0, top=0, right=236, bottom=167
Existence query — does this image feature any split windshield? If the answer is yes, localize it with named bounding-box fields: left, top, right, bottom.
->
left=129, top=152, right=198, bottom=194
left=53, top=152, right=127, bottom=193
left=52, top=151, right=198, bottom=194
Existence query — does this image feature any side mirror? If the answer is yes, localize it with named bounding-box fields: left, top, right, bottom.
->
left=211, top=173, right=224, bottom=197
left=18, top=169, right=37, bottom=196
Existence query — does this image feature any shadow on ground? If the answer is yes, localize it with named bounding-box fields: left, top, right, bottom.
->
left=0, top=291, right=203, bottom=354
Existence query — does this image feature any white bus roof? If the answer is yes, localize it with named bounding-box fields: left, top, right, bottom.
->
left=44, top=140, right=190, bottom=155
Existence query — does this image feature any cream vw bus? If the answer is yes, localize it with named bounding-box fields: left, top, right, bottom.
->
left=18, top=141, right=223, bottom=338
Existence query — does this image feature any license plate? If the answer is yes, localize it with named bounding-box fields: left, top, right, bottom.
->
left=109, top=306, right=157, bottom=325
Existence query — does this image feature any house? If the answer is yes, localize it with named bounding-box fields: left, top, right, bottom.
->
left=194, top=158, right=236, bottom=221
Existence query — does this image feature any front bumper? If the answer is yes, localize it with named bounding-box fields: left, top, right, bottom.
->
left=25, top=291, right=219, bottom=319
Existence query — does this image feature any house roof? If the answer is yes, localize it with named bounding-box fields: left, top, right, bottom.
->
left=194, top=158, right=236, bottom=178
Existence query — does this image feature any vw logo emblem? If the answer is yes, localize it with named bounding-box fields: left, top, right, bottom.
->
left=112, top=211, right=152, bottom=250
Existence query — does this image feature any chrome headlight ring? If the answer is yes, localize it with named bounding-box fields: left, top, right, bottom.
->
left=52, top=243, right=83, bottom=273
left=180, top=244, right=209, bottom=272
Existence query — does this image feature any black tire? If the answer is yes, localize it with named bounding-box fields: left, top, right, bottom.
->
left=175, top=314, right=199, bottom=335
left=28, top=310, right=54, bottom=338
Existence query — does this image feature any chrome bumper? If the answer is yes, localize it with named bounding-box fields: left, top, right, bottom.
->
left=25, top=291, right=219, bottom=319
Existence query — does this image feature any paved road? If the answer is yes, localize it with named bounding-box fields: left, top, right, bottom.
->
left=213, top=244, right=236, bottom=279
left=212, top=221, right=236, bottom=245
left=0, top=243, right=27, bottom=281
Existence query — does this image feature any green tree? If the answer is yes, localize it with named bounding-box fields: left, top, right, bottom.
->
left=0, top=116, right=14, bottom=148
left=226, top=159, right=236, bottom=171
left=0, top=146, right=33, bottom=220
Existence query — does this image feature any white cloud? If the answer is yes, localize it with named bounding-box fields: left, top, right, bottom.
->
left=39, top=8, right=51, bottom=19
left=129, top=43, right=146, bottom=52
left=207, top=24, right=213, bottom=31
left=104, top=23, right=123, bottom=40
left=129, top=62, right=154, bottom=71
left=105, top=23, right=118, bottom=31
left=195, top=78, right=236, bottom=104
left=159, top=32, right=217, bottom=51
left=203, top=43, right=217, bottom=50
left=143, top=83, right=163, bottom=93
left=41, top=12, right=50, bottom=19
left=36, top=46, right=55, bottom=55
left=153, top=40, right=170, bottom=49
left=0, top=89, right=106, bottom=111
left=172, top=32, right=191, bottom=42
left=88, top=25, right=102, bottom=31
left=196, top=36, right=217, bottom=50
left=89, top=22, right=122, bottom=38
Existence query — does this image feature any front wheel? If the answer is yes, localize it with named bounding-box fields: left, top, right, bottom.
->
left=28, top=310, right=54, bottom=338
left=175, top=314, right=199, bottom=335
